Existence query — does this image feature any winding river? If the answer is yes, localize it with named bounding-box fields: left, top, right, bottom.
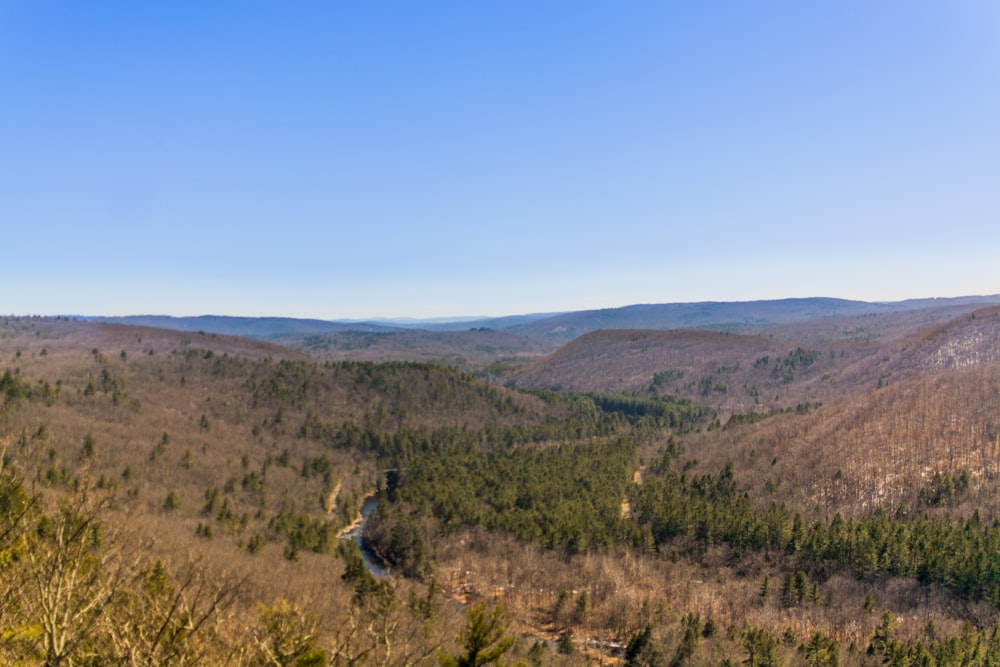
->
left=340, top=495, right=389, bottom=577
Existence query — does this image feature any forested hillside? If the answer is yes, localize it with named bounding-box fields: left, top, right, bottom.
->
left=509, top=306, right=1000, bottom=417
left=5, top=313, right=1000, bottom=666
left=91, top=297, right=1000, bottom=375
left=273, top=328, right=558, bottom=374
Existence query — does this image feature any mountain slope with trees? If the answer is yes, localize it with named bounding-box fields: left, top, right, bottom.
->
left=5, top=307, right=1000, bottom=665
left=89, top=296, right=1000, bottom=374
left=508, top=305, right=1000, bottom=416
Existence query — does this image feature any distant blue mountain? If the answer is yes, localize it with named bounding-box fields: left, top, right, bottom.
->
left=86, top=295, right=1000, bottom=342
left=499, top=296, right=1000, bottom=340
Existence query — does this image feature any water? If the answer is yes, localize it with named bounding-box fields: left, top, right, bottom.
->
left=341, top=495, right=389, bottom=578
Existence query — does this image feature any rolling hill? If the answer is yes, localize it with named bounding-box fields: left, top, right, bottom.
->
left=5, top=301, right=1000, bottom=664
left=88, top=296, right=1000, bottom=379
left=507, top=304, right=1000, bottom=416
left=270, top=328, right=559, bottom=373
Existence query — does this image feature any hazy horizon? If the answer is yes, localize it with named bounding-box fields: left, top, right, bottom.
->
left=36, top=292, right=997, bottom=324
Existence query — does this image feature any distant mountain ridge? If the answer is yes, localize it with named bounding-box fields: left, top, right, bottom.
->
left=502, top=295, right=1000, bottom=340
left=86, top=295, right=1000, bottom=344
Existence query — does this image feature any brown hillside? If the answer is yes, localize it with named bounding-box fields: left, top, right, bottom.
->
left=752, top=301, right=995, bottom=344
left=509, top=328, right=859, bottom=414
left=895, top=305, right=1000, bottom=371
left=510, top=306, right=1000, bottom=417
left=275, top=328, right=557, bottom=372
left=0, top=316, right=555, bottom=654
left=681, top=359, right=1000, bottom=521
left=0, top=316, right=303, bottom=360
left=6, top=316, right=1000, bottom=662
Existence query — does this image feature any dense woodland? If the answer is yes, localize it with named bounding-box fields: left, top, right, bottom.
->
left=4, top=312, right=1000, bottom=665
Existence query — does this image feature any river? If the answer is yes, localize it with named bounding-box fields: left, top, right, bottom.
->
left=339, top=495, right=389, bottom=577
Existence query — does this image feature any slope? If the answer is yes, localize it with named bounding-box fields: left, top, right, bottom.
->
left=0, top=316, right=577, bottom=662
left=509, top=305, right=1000, bottom=416
left=7, top=313, right=1000, bottom=664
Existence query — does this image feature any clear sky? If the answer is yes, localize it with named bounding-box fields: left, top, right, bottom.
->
left=3, top=2, right=999, bottom=319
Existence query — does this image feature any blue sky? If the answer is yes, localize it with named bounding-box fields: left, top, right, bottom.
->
left=3, top=2, right=999, bottom=319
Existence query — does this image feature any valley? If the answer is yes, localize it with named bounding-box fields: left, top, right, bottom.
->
left=3, top=298, right=1000, bottom=665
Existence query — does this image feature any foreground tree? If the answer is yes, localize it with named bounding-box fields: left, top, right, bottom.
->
left=438, top=603, right=516, bottom=667
left=252, top=598, right=327, bottom=667
left=21, top=486, right=126, bottom=666
left=0, top=468, right=241, bottom=665
left=103, top=559, right=244, bottom=665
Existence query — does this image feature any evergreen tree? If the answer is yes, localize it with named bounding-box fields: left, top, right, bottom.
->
left=439, top=603, right=515, bottom=667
